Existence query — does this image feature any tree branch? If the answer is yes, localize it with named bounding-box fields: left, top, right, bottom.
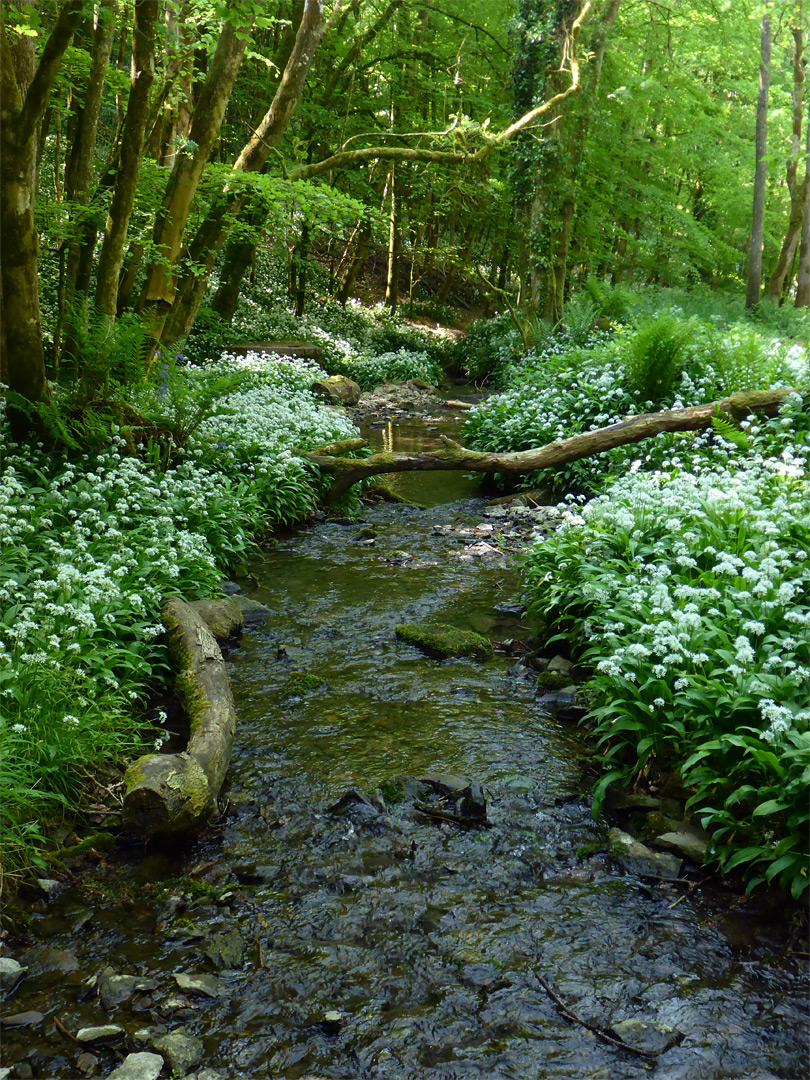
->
left=14, top=0, right=84, bottom=147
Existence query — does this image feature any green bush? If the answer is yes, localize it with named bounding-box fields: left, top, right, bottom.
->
left=522, top=394, right=810, bottom=897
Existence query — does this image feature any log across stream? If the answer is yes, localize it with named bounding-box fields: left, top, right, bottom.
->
left=2, top=414, right=807, bottom=1080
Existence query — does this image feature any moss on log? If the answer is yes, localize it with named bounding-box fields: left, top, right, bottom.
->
left=123, top=597, right=237, bottom=836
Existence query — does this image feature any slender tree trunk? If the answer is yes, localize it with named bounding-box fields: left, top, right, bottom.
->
left=766, top=17, right=806, bottom=299
left=160, top=0, right=326, bottom=347
left=796, top=99, right=810, bottom=306
left=0, top=0, right=84, bottom=425
left=335, top=219, right=373, bottom=303
left=94, top=0, right=158, bottom=331
left=385, top=165, right=400, bottom=311
left=747, top=10, right=772, bottom=308
left=137, top=18, right=249, bottom=334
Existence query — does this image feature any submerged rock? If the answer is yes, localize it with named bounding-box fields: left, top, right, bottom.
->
left=611, top=1017, right=683, bottom=1055
left=0, top=958, right=26, bottom=991
left=328, top=789, right=386, bottom=817
left=282, top=671, right=326, bottom=698
left=173, top=973, right=221, bottom=998
left=230, top=595, right=272, bottom=624
left=395, top=622, right=493, bottom=660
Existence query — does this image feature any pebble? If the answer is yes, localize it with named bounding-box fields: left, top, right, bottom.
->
left=106, top=1051, right=164, bottom=1080
left=76, top=1024, right=125, bottom=1042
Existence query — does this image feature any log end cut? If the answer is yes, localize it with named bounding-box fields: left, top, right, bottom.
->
left=124, top=752, right=215, bottom=836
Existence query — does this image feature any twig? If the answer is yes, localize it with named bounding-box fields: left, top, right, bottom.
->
left=535, top=974, right=656, bottom=1061
left=667, top=876, right=710, bottom=909
left=54, top=1016, right=78, bottom=1042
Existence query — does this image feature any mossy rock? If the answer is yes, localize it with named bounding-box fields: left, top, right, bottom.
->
left=535, top=671, right=574, bottom=692
left=282, top=671, right=326, bottom=698
left=48, top=831, right=116, bottom=862
left=378, top=777, right=406, bottom=805
left=395, top=622, right=493, bottom=660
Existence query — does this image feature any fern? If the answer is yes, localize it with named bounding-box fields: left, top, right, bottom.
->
left=711, top=414, right=751, bottom=452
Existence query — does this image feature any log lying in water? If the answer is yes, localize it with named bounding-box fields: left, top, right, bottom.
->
left=305, top=388, right=802, bottom=501
left=123, top=598, right=239, bottom=836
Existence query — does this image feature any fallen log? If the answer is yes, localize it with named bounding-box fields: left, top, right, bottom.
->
left=123, top=597, right=238, bottom=836
left=305, top=388, right=803, bottom=501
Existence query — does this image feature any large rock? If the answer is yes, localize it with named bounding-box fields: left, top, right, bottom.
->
left=608, top=828, right=682, bottom=879
left=152, top=1030, right=204, bottom=1076
left=395, top=622, right=493, bottom=660
left=311, top=375, right=362, bottom=406
left=407, top=773, right=488, bottom=826
left=106, top=1053, right=164, bottom=1080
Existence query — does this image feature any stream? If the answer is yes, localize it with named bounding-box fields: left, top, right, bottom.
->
left=1, top=413, right=807, bottom=1080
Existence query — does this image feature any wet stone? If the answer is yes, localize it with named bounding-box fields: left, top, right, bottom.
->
left=76, top=1024, right=125, bottom=1043
left=107, top=1051, right=164, bottom=1080
left=76, top=1052, right=99, bottom=1075
left=408, top=773, right=488, bottom=826
left=611, top=1017, right=683, bottom=1055
left=608, top=827, right=683, bottom=879
left=19, top=948, right=78, bottom=977
left=152, top=1029, right=204, bottom=1076
left=0, top=1011, right=43, bottom=1027
left=328, top=789, right=385, bottom=817
left=173, top=973, right=221, bottom=998
left=201, top=931, right=244, bottom=970
left=0, top=957, right=26, bottom=990
left=99, top=973, right=139, bottom=1009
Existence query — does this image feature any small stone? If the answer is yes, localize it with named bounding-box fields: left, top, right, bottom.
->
left=35, top=878, right=62, bottom=899
left=611, top=1017, right=683, bottom=1055
left=218, top=581, right=241, bottom=594
left=174, top=973, right=221, bottom=998
left=0, top=1011, right=44, bottom=1027
left=76, top=1052, right=99, bottom=1075
left=106, top=1051, right=164, bottom=1080
left=76, top=1024, right=125, bottom=1042
left=0, top=957, right=26, bottom=989
left=202, top=932, right=244, bottom=970
left=99, top=973, right=140, bottom=1009
left=546, top=655, right=574, bottom=675
left=319, top=1010, right=343, bottom=1035
left=152, top=1030, right=204, bottom=1076
left=654, top=826, right=710, bottom=864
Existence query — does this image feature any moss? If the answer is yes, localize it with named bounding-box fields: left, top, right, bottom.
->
left=378, top=777, right=406, bottom=805
left=395, top=622, right=493, bottom=660
left=165, top=756, right=211, bottom=817
left=535, top=671, right=574, bottom=692
left=49, top=832, right=116, bottom=861
left=176, top=669, right=211, bottom=736
left=576, top=841, right=606, bottom=859
left=282, top=671, right=326, bottom=698
left=355, top=527, right=379, bottom=540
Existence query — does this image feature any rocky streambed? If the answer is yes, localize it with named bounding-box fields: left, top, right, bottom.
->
left=0, top=408, right=807, bottom=1080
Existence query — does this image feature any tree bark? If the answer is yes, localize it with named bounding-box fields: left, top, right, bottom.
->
left=0, top=0, right=84, bottom=424
left=160, top=0, right=326, bottom=346
left=305, top=389, right=802, bottom=501
left=137, top=18, right=249, bottom=328
left=94, top=0, right=158, bottom=328
left=765, top=19, right=806, bottom=299
left=746, top=10, right=771, bottom=308
left=797, top=96, right=810, bottom=306
left=123, top=597, right=241, bottom=836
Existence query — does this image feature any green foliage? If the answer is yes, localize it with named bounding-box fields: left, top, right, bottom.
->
left=521, top=393, right=810, bottom=897
left=625, top=313, right=692, bottom=403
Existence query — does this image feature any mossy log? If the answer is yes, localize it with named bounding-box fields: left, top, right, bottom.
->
left=123, top=598, right=237, bottom=836
left=305, top=388, right=802, bottom=502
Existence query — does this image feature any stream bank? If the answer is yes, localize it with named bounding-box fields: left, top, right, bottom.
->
left=0, top=409, right=807, bottom=1080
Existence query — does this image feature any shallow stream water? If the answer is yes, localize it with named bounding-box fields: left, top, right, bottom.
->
left=2, top=416, right=808, bottom=1080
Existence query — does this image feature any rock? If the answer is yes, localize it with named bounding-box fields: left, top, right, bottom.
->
left=535, top=671, right=575, bottom=692
left=35, top=877, right=62, bottom=899
left=0, top=957, right=26, bottom=990
left=152, top=1030, right=204, bottom=1076
left=608, top=828, right=682, bottom=880
left=188, top=598, right=243, bottom=642
left=19, top=948, right=78, bottom=977
left=77, top=1052, right=100, bottom=1075
left=654, top=825, right=710, bottom=864
left=218, top=581, right=241, bottom=595
left=0, top=1011, right=43, bottom=1027
left=611, top=1017, right=683, bottom=1055
left=201, top=932, right=244, bottom=970
left=546, top=655, right=574, bottom=675
left=281, top=671, right=326, bottom=698
left=230, top=595, right=272, bottom=624
left=395, top=622, right=493, bottom=660
left=76, top=1025, right=125, bottom=1043
left=186, top=1072, right=225, bottom=1080
left=174, top=973, right=221, bottom=998
left=99, top=973, right=138, bottom=1009
left=311, top=375, right=362, bottom=406
left=106, top=1051, right=164, bottom=1080
left=328, top=789, right=385, bottom=817
left=409, top=773, right=488, bottom=826
left=319, top=1010, right=343, bottom=1035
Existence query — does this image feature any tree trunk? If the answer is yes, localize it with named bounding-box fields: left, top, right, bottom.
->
left=94, top=0, right=158, bottom=331
left=160, top=0, right=326, bottom=347
left=385, top=165, right=400, bottom=311
left=305, top=389, right=801, bottom=502
left=0, top=0, right=84, bottom=427
left=765, top=19, right=806, bottom=300
left=746, top=11, right=771, bottom=308
left=335, top=219, right=373, bottom=303
left=137, top=19, right=249, bottom=331
left=796, top=97, right=810, bottom=306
